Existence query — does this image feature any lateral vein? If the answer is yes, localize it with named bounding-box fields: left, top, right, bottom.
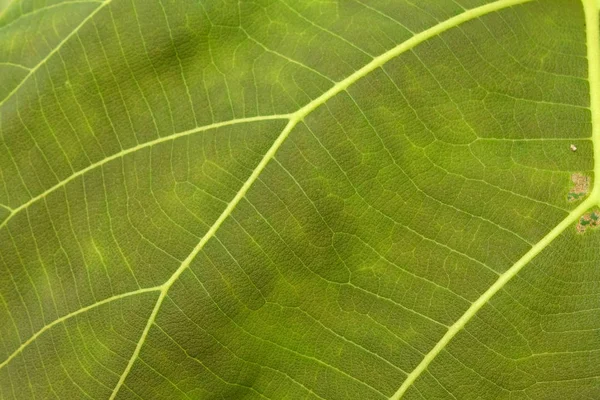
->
left=391, top=197, right=595, bottom=400
left=392, top=0, right=600, bottom=397
left=0, top=286, right=161, bottom=370
left=109, top=0, right=545, bottom=396
left=108, top=118, right=298, bottom=397
left=0, top=115, right=291, bottom=230
left=2, top=0, right=575, bottom=396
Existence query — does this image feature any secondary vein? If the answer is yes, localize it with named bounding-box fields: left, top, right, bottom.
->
left=390, top=196, right=595, bottom=400
left=109, top=0, right=546, bottom=396
left=0, top=286, right=162, bottom=370
left=392, top=1, right=600, bottom=397
left=0, top=115, right=291, bottom=230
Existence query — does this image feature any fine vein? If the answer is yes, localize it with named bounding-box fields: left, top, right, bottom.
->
left=0, top=115, right=291, bottom=230
left=110, top=0, right=541, bottom=396
left=1, top=0, right=591, bottom=397
left=0, top=286, right=161, bottom=370
left=0, top=0, right=112, bottom=108
left=392, top=0, right=600, bottom=397
left=391, top=197, right=595, bottom=399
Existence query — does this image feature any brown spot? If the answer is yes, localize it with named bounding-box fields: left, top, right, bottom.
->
left=576, top=211, right=600, bottom=233
left=568, top=173, right=590, bottom=202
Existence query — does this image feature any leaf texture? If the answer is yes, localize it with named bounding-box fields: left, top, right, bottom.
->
left=1, top=0, right=600, bottom=399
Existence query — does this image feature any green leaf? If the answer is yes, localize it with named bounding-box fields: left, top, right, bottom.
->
left=1, top=0, right=600, bottom=399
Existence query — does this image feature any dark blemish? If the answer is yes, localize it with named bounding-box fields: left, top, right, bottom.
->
left=576, top=211, right=600, bottom=234
left=568, top=173, right=590, bottom=202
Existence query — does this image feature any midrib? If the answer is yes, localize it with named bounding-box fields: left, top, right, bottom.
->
left=586, top=0, right=600, bottom=200
left=392, top=0, right=600, bottom=398
left=2, top=0, right=597, bottom=398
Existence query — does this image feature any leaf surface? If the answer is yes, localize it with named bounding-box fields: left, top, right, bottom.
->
left=1, top=0, right=600, bottom=399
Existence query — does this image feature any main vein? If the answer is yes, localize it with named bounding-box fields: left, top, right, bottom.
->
left=109, top=0, right=542, bottom=397
left=586, top=0, right=600, bottom=200
left=2, top=0, right=586, bottom=397
left=392, top=0, right=600, bottom=397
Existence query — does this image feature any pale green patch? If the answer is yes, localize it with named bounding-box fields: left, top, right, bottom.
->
left=1, top=0, right=600, bottom=399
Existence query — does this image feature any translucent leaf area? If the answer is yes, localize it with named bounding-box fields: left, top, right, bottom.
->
left=1, top=0, right=600, bottom=399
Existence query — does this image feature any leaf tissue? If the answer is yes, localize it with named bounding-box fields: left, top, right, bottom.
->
left=1, top=0, right=600, bottom=399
